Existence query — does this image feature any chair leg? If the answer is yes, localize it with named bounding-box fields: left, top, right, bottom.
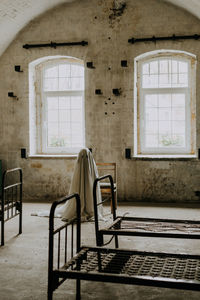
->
left=47, top=285, right=53, bottom=300
left=111, top=191, right=117, bottom=213
left=1, top=220, right=4, bottom=246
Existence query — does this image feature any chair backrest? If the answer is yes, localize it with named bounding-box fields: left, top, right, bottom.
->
left=96, top=163, right=117, bottom=183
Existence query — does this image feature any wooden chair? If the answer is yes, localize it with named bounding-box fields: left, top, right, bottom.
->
left=96, top=162, right=117, bottom=210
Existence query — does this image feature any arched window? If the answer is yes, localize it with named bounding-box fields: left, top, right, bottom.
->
left=29, top=56, right=85, bottom=155
left=134, top=50, right=196, bottom=157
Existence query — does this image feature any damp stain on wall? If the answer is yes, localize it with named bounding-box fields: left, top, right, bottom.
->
left=109, top=0, right=127, bottom=22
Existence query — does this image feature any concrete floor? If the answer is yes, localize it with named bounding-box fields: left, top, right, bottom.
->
left=1, top=202, right=200, bottom=300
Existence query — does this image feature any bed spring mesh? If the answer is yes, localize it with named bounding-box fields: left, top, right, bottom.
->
left=111, top=219, right=200, bottom=234
left=65, top=248, right=200, bottom=282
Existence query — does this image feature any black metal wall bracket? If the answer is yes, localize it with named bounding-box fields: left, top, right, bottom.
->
left=87, top=62, right=95, bottom=69
left=112, top=88, right=121, bottom=96
left=15, top=65, right=23, bottom=72
left=125, top=148, right=131, bottom=159
left=95, top=89, right=102, bottom=95
left=121, top=60, right=128, bottom=67
left=23, top=40, right=88, bottom=49
left=8, top=92, right=18, bottom=100
left=21, top=148, right=27, bottom=159
left=128, top=34, right=200, bottom=44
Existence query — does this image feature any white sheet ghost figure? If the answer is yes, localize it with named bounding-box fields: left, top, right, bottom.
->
left=57, top=148, right=103, bottom=221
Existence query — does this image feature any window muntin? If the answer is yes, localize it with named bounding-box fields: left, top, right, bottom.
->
left=43, top=63, right=84, bottom=91
left=135, top=52, right=196, bottom=156
left=142, top=58, right=188, bottom=88
left=35, top=58, right=85, bottom=155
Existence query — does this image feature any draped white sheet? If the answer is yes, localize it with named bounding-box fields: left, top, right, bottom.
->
left=57, top=148, right=102, bottom=221
left=32, top=148, right=103, bottom=221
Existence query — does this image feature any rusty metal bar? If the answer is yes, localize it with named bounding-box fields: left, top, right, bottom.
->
left=1, top=168, right=22, bottom=246
left=23, top=40, right=88, bottom=49
left=128, top=34, right=200, bottom=44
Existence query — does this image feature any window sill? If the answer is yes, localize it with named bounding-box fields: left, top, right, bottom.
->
left=29, top=154, right=78, bottom=159
left=131, top=155, right=197, bottom=161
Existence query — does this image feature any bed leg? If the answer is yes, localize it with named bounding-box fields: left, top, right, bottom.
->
left=47, top=286, right=53, bottom=300
left=76, top=279, right=81, bottom=300
left=1, top=220, right=4, bottom=246
left=19, top=203, right=22, bottom=234
left=115, top=235, right=119, bottom=248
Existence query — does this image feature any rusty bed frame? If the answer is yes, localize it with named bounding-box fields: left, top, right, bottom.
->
left=93, top=175, right=200, bottom=247
left=0, top=168, right=22, bottom=246
left=48, top=193, right=200, bottom=300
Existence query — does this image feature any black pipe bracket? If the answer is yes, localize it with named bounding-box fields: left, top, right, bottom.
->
left=23, top=40, right=88, bottom=49
left=128, top=34, right=200, bottom=44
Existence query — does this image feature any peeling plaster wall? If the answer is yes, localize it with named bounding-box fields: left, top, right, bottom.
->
left=1, top=0, right=200, bottom=202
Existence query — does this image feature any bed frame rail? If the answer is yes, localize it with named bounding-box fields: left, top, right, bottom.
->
left=93, top=174, right=119, bottom=247
left=0, top=167, right=22, bottom=246
left=48, top=192, right=200, bottom=299
left=48, top=193, right=81, bottom=300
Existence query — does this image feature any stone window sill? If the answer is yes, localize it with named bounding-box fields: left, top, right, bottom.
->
left=130, top=155, right=197, bottom=161
left=29, top=154, right=77, bottom=159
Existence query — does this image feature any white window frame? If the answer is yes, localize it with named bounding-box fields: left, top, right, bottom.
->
left=134, top=50, right=196, bottom=157
left=29, top=56, right=85, bottom=156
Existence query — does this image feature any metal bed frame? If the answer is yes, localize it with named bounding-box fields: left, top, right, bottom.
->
left=0, top=168, right=23, bottom=246
left=48, top=193, right=200, bottom=300
left=93, top=175, right=200, bottom=247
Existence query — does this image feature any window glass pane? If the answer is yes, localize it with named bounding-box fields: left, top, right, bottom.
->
left=172, top=60, right=178, bottom=73
left=142, top=58, right=189, bottom=89
left=160, top=60, right=168, bottom=73
left=159, top=108, right=171, bottom=121
left=150, top=61, right=158, bottom=74
left=59, top=97, right=70, bottom=109
left=71, top=96, right=82, bottom=109
left=60, top=122, right=71, bottom=133
left=59, top=64, right=70, bottom=77
left=59, top=77, right=71, bottom=90
left=172, top=121, right=185, bottom=134
left=145, top=135, right=158, bottom=147
left=144, top=91, right=187, bottom=150
left=71, top=65, right=84, bottom=77
left=71, top=122, right=82, bottom=133
left=48, top=110, right=58, bottom=123
left=146, top=121, right=158, bottom=134
left=71, top=77, right=84, bottom=90
left=47, top=97, right=58, bottom=110
left=45, top=66, right=58, bottom=78
left=41, top=59, right=85, bottom=152
left=179, top=73, right=188, bottom=85
left=59, top=110, right=70, bottom=122
left=171, top=73, right=178, bottom=85
left=146, top=108, right=158, bottom=121
left=159, top=74, right=170, bottom=87
left=142, top=63, right=149, bottom=74
left=158, top=94, right=171, bottom=107
left=71, top=109, right=82, bottom=121
left=138, top=54, right=193, bottom=154
left=179, top=61, right=188, bottom=73
left=145, top=94, right=157, bottom=107
left=172, top=108, right=185, bottom=120
left=47, top=123, right=58, bottom=136
left=44, top=78, right=58, bottom=91
left=172, top=94, right=185, bottom=107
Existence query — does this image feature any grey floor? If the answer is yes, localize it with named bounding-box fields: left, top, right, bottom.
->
left=1, top=202, right=200, bottom=299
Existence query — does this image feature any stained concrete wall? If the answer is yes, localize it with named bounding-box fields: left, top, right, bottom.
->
left=1, top=0, right=200, bottom=202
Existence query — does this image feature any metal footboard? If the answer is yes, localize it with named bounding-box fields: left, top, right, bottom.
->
left=93, top=175, right=200, bottom=247
left=48, top=193, right=81, bottom=300
left=0, top=168, right=23, bottom=246
left=48, top=193, right=200, bottom=300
